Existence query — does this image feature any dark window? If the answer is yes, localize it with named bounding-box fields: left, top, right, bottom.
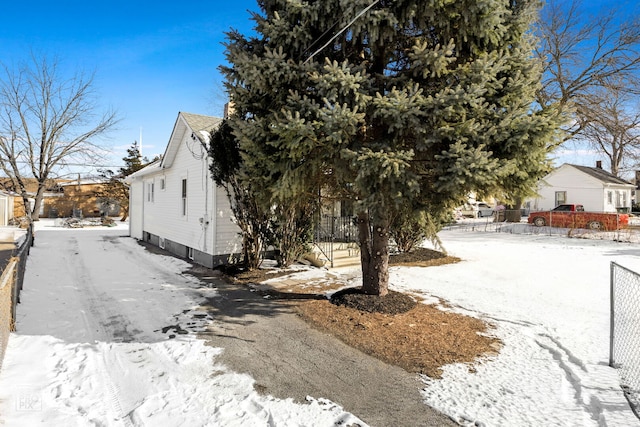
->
left=181, top=179, right=187, bottom=216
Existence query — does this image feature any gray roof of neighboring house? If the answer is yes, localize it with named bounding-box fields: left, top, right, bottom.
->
left=569, top=164, right=634, bottom=186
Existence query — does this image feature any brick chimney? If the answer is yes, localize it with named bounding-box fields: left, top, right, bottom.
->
left=596, top=160, right=602, bottom=169
left=223, top=102, right=234, bottom=119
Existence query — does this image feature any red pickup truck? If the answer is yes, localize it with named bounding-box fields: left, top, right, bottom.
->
left=528, top=204, right=629, bottom=231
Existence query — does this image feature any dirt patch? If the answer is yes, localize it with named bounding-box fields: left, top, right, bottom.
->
left=331, top=288, right=418, bottom=315
left=389, top=247, right=461, bottom=267
left=223, top=265, right=294, bottom=282
left=229, top=249, right=500, bottom=379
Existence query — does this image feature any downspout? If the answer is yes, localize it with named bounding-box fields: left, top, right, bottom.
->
left=123, top=180, right=133, bottom=238
left=141, top=177, right=145, bottom=239
left=203, top=155, right=209, bottom=253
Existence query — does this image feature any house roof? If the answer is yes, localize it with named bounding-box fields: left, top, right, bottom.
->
left=567, top=164, right=634, bottom=186
left=58, top=178, right=108, bottom=186
left=161, top=112, right=222, bottom=169
left=123, top=159, right=162, bottom=182
left=0, top=177, right=60, bottom=193
left=181, top=112, right=223, bottom=142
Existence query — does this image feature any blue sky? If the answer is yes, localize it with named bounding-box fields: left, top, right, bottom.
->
left=1, top=0, right=258, bottom=171
left=0, top=0, right=630, bottom=176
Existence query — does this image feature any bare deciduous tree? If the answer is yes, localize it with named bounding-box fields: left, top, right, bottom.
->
left=0, top=54, right=119, bottom=220
left=580, top=86, right=640, bottom=176
left=536, top=0, right=640, bottom=143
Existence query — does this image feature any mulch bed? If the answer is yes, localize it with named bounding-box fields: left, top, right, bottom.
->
left=296, top=296, right=499, bottom=378
left=225, top=247, right=500, bottom=378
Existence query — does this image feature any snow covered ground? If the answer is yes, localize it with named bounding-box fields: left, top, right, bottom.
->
left=0, top=219, right=639, bottom=426
left=401, top=229, right=640, bottom=426
left=0, top=220, right=363, bottom=426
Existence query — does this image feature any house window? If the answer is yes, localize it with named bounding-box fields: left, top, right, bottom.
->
left=181, top=179, right=187, bottom=216
left=147, top=182, right=155, bottom=202
left=340, top=199, right=354, bottom=217
left=607, top=191, right=613, bottom=204
left=554, top=191, right=566, bottom=206
left=160, top=178, right=165, bottom=190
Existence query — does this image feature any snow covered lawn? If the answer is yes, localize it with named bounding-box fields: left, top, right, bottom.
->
left=395, top=229, right=640, bottom=426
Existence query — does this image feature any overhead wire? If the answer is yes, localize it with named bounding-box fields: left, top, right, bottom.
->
left=303, top=0, right=381, bottom=64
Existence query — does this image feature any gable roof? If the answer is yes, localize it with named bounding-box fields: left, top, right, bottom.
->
left=181, top=112, right=223, bottom=141
left=568, top=164, right=633, bottom=186
left=161, top=112, right=222, bottom=169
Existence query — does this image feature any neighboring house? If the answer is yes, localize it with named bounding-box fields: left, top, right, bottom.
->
left=0, top=178, right=42, bottom=218
left=125, top=112, right=242, bottom=268
left=528, top=162, right=635, bottom=213
left=42, top=179, right=120, bottom=218
left=0, top=191, right=16, bottom=226
left=0, top=177, right=115, bottom=219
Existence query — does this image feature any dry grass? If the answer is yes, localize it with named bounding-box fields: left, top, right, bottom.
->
left=230, top=248, right=501, bottom=379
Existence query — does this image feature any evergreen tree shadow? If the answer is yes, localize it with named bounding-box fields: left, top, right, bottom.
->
left=186, top=266, right=325, bottom=335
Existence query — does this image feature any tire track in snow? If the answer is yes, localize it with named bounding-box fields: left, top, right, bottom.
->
left=59, top=236, right=136, bottom=425
left=534, top=333, right=601, bottom=423
left=65, top=236, right=140, bottom=343
left=56, top=234, right=220, bottom=425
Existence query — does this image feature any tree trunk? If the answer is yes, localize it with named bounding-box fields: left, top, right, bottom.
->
left=505, top=198, right=523, bottom=222
left=19, top=193, right=31, bottom=219
left=357, top=211, right=389, bottom=296
left=243, top=225, right=263, bottom=270
left=30, top=183, right=47, bottom=221
left=120, top=206, right=129, bottom=221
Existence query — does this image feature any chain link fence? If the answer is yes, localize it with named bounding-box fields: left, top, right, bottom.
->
left=446, top=210, right=640, bottom=243
left=0, top=224, right=33, bottom=372
left=610, top=262, right=640, bottom=419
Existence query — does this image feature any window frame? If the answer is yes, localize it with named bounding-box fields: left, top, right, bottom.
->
left=181, top=178, right=187, bottom=216
left=554, top=191, right=566, bottom=207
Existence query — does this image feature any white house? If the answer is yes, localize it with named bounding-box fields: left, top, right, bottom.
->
left=125, top=112, right=242, bottom=268
left=528, top=163, right=635, bottom=213
left=0, top=191, right=14, bottom=226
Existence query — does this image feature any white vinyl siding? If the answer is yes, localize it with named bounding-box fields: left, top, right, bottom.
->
left=133, top=131, right=241, bottom=257
left=214, top=187, right=242, bottom=255
left=531, top=164, right=633, bottom=212
left=147, top=181, right=155, bottom=202
left=181, top=178, right=187, bottom=216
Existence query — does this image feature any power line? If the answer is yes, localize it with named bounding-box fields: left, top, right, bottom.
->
left=0, top=159, right=125, bottom=168
left=304, top=0, right=381, bottom=64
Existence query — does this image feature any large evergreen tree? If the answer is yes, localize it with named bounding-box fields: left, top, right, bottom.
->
left=221, top=0, right=562, bottom=296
